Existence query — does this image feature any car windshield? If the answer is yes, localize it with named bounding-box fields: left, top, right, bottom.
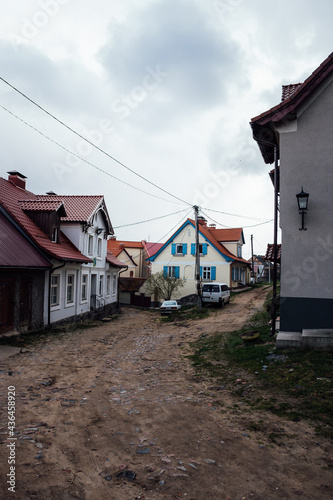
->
left=202, top=285, right=220, bottom=293
left=162, top=301, right=177, bottom=306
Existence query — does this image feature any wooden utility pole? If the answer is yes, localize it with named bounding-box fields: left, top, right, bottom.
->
left=251, top=234, right=254, bottom=279
left=194, top=205, right=202, bottom=309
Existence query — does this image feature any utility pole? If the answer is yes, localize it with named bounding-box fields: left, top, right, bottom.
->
left=194, top=205, right=202, bottom=309
left=251, top=234, right=254, bottom=281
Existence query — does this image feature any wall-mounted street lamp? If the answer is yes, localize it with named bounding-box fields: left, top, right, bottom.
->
left=296, top=186, right=309, bottom=230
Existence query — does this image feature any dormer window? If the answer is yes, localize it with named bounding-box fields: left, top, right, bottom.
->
left=51, top=226, right=59, bottom=243
left=237, top=245, right=242, bottom=258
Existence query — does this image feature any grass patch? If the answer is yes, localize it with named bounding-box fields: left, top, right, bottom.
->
left=161, top=306, right=210, bottom=323
left=188, top=289, right=333, bottom=437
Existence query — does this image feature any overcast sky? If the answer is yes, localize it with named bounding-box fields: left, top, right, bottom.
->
left=1, top=0, right=332, bottom=259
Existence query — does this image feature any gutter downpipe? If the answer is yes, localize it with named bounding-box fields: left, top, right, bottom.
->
left=48, top=261, right=66, bottom=327
left=117, top=266, right=128, bottom=312
left=271, top=145, right=279, bottom=337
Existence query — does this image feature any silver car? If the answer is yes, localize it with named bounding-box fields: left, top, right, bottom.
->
left=160, top=300, right=181, bottom=315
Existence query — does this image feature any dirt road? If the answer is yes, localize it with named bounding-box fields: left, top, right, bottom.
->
left=0, top=287, right=332, bottom=499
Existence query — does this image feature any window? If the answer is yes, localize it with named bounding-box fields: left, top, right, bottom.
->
left=191, top=243, right=208, bottom=256
left=99, top=275, right=104, bottom=296
left=88, top=235, right=94, bottom=255
left=106, top=274, right=111, bottom=296
left=237, top=245, right=242, bottom=258
left=112, top=274, right=117, bottom=295
left=66, top=274, right=75, bottom=304
left=81, top=274, right=88, bottom=301
left=200, top=266, right=216, bottom=280
left=171, top=243, right=187, bottom=256
left=97, top=238, right=102, bottom=258
left=51, top=274, right=60, bottom=306
left=51, top=226, right=59, bottom=243
left=163, top=266, right=180, bottom=278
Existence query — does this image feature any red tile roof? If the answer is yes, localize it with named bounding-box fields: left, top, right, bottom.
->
left=106, top=250, right=127, bottom=268
left=0, top=211, right=51, bottom=268
left=0, top=177, right=91, bottom=263
left=251, top=52, right=333, bottom=163
left=208, top=227, right=243, bottom=243
left=187, top=219, right=248, bottom=264
left=265, top=244, right=281, bottom=263
left=281, top=83, right=302, bottom=101
left=35, top=195, right=108, bottom=224
left=145, top=242, right=164, bottom=257
left=20, top=199, right=66, bottom=215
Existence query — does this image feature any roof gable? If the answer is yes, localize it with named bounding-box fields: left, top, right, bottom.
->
left=147, top=219, right=248, bottom=264
left=251, top=52, right=333, bottom=163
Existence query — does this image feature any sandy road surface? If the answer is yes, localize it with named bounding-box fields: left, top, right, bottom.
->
left=0, top=287, right=332, bottom=499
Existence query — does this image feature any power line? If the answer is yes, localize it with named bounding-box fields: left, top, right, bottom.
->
left=201, top=206, right=270, bottom=222
left=0, top=76, right=192, bottom=207
left=201, top=210, right=273, bottom=229
left=113, top=208, right=190, bottom=229
left=0, top=104, right=182, bottom=205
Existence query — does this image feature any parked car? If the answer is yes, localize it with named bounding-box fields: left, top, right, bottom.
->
left=202, top=283, right=230, bottom=307
left=160, top=300, right=181, bottom=315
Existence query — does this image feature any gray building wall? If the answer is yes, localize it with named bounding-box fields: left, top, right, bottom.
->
left=278, top=76, right=333, bottom=331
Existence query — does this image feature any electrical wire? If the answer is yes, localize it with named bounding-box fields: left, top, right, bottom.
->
left=0, top=104, right=182, bottom=205
left=201, top=206, right=270, bottom=222
left=201, top=210, right=273, bottom=229
left=0, top=76, right=193, bottom=207
left=113, top=208, right=190, bottom=229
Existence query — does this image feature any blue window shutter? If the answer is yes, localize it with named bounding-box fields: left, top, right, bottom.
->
left=211, top=267, right=216, bottom=280
left=200, top=266, right=202, bottom=278
left=191, top=243, right=195, bottom=255
left=163, top=266, right=168, bottom=277
left=232, top=267, right=235, bottom=280
left=175, top=266, right=180, bottom=279
left=183, top=243, right=187, bottom=255
left=171, top=243, right=176, bottom=255
left=203, top=243, right=208, bottom=255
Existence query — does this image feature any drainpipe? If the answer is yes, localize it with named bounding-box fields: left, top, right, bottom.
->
left=48, top=261, right=66, bottom=326
left=271, top=145, right=279, bottom=336
left=117, top=266, right=128, bottom=312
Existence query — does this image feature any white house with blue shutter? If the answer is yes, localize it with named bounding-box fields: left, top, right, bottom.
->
left=147, top=218, right=250, bottom=299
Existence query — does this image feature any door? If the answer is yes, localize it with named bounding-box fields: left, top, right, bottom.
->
left=0, top=278, right=15, bottom=333
left=90, top=274, right=97, bottom=310
left=19, top=278, right=32, bottom=328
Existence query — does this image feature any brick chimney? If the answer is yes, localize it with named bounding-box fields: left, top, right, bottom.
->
left=7, top=171, right=27, bottom=190
left=198, top=216, right=207, bottom=226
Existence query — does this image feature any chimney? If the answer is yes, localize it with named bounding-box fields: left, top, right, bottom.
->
left=198, top=216, right=207, bottom=226
left=7, top=171, right=27, bottom=190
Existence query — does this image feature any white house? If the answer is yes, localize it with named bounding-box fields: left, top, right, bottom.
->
left=147, top=217, right=250, bottom=299
left=0, top=171, right=125, bottom=331
left=251, top=52, right=333, bottom=347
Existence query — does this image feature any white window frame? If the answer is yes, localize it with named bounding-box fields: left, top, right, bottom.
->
left=51, top=273, right=60, bottom=308
left=176, top=243, right=184, bottom=255
left=237, top=245, right=242, bottom=258
left=97, top=238, right=102, bottom=258
left=168, top=266, right=177, bottom=278
left=202, top=266, right=211, bottom=280
left=106, top=274, right=111, bottom=296
left=112, top=273, right=117, bottom=295
left=65, top=272, right=75, bottom=307
left=99, top=274, right=104, bottom=296
left=81, top=273, right=88, bottom=303
left=88, top=235, right=94, bottom=255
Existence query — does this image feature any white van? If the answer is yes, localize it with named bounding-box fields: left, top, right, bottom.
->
left=201, top=283, right=230, bottom=307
